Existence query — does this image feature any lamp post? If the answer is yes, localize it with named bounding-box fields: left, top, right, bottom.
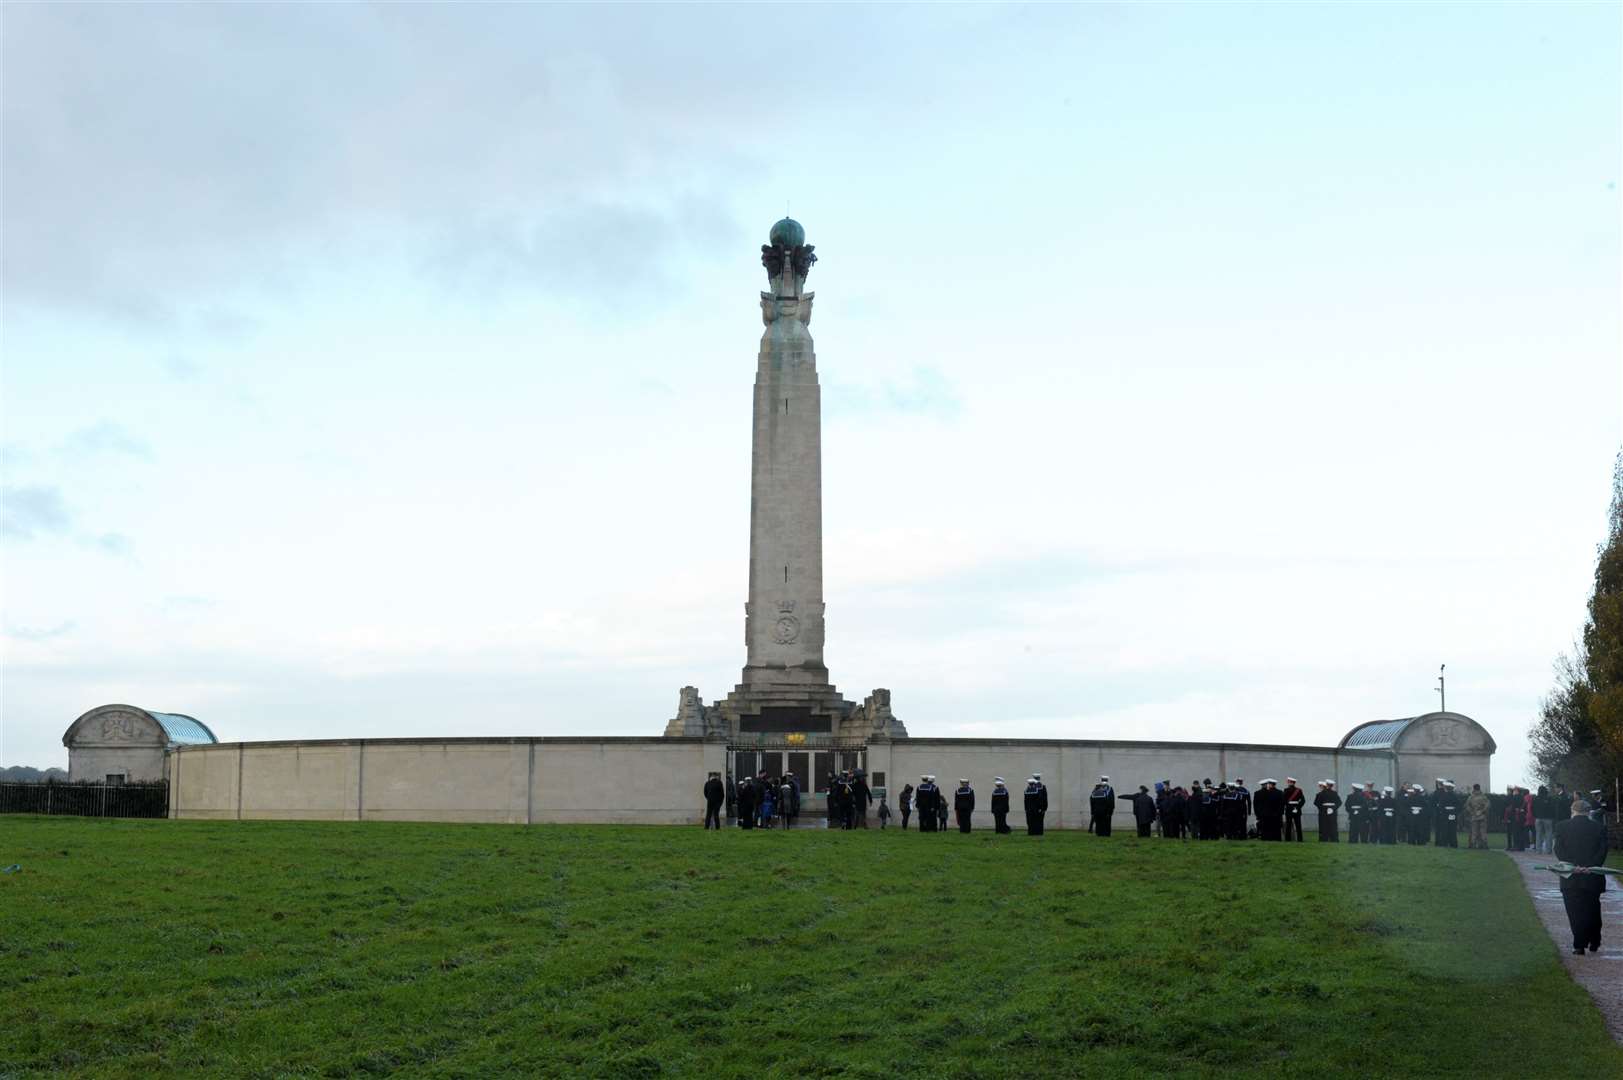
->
left=1435, top=664, right=1446, bottom=714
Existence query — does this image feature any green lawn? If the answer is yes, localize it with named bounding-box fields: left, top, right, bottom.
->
left=2, top=817, right=1617, bottom=1078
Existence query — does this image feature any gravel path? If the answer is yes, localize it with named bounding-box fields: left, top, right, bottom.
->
left=1508, top=849, right=1623, bottom=1043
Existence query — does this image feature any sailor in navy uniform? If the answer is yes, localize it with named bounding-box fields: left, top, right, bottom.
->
left=990, top=778, right=1011, bottom=834
left=916, top=775, right=938, bottom=833
left=953, top=778, right=975, bottom=833
left=1089, top=775, right=1115, bottom=836
left=1024, top=775, right=1048, bottom=836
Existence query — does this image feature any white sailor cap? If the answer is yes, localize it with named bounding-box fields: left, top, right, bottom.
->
left=1436, top=777, right=1446, bottom=783
left=1285, top=776, right=1298, bottom=783
left=1261, top=778, right=1276, bottom=785
left=1316, top=779, right=1327, bottom=786
left=1326, top=779, right=1336, bottom=786
left=1444, top=780, right=1455, bottom=787
left=1589, top=789, right=1603, bottom=795
left=1099, top=775, right=1110, bottom=782
left=959, top=778, right=969, bottom=784
left=1384, top=785, right=1394, bottom=792
left=994, top=776, right=1005, bottom=783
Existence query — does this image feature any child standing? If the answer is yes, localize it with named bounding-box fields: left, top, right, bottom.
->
left=877, top=796, right=892, bottom=829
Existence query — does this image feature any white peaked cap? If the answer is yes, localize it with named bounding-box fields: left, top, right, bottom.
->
left=1100, top=775, right=1110, bottom=781
left=959, top=778, right=969, bottom=784
left=1384, top=785, right=1394, bottom=792
left=1261, top=778, right=1275, bottom=784
left=1285, top=777, right=1297, bottom=783
left=995, top=777, right=1005, bottom=784
left=1326, top=779, right=1336, bottom=785
left=1444, top=780, right=1455, bottom=787
left=1436, top=777, right=1446, bottom=783
left=1317, top=780, right=1327, bottom=786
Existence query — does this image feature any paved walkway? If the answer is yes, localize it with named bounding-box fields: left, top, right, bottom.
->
left=1507, top=849, right=1623, bottom=1043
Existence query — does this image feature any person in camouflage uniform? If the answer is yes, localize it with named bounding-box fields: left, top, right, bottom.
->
left=1464, top=783, right=1491, bottom=850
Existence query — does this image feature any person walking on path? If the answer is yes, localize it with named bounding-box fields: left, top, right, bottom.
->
left=703, top=772, right=724, bottom=830
left=1464, top=784, right=1490, bottom=849
left=1024, top=775, right=1048, bottom=836
left=990, top=778, right=1011, bottom=834
left=1282, top=778, right=1306, bottom=842
left=1553, top=800, right=1611, bottom=955
left=1314, top=780, right=1342, bottom=842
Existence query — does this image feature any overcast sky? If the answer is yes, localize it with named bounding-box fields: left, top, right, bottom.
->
left=3, top=3, right=1618, bottom=785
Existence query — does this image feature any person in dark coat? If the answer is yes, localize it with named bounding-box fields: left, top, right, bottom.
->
left=1253, top=779, right=1284, bottom=841
left=833, top=772, right=855, bottom=830
left=1024, top=775, right=1048, bottom=836
left=1233, top=779, right=1252, bottom=838
left=852, top=772, right=872, bottom=828
left=725, top=774, right=737, bottom=825
left=1377, top=786, right=1398, bottom=844
left=1345, top=782, right=1367, bottom=844
left=1358, top=783, right=1379, bottom=843
left=936, top=788, right=949, bottom=834
left=1433, top=781, right=1461, bottom=848
left=1220, top=783, right=1245, bottom=840
left=1120, top=785, right=1157, bottom=837
left=916, top=775, right=938, bottom=833
left=953, top=778, right=975, bottom=833
left=1407, top=785, right=1430, bottom=845
left=1314, top=780, right=1341, bottom=842
left=1282, top=778, right=1306, bottom=842
left=1555, top=799, right=1610, bottom=954
left=899, top=783, right=914, bottom=830
left=703, top=771, right=725, bottom=830
left=1163, top=785, right=1188, bottom=839
left=736, top=776, right=756, bottom=830
left=1090, top=776, right=1115, bottom=836
left=990, top=778, right=1011, bottom=834
left=1197, top=784, right=1221, bottom=840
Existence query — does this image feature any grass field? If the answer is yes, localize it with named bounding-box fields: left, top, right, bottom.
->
left=3, top=817, right=1619, bottom=1078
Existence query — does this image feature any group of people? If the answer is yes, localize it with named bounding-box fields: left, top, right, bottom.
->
left=1500, top=784, right=1613, bottom=854
left=897, top=776, right=1049, bottom=834
left=702, top=770, right=1615, bottom=851
left=1086, top=776, right=1490, bottom=846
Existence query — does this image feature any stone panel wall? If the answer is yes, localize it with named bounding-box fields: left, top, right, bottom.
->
left=163, top=735, right=1443, bottom=830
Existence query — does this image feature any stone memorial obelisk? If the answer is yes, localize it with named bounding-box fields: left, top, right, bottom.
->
left=665, top=219, right=905, bottom=739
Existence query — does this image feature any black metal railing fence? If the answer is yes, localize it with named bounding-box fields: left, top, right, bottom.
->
left=0, top=780, right=169, bottom=818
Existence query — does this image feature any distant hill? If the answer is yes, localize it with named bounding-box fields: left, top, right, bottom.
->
left=0, top=766, right=70, bottom=782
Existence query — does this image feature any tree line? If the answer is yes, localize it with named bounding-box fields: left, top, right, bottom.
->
left=1529, top=450, right=1623, bottom=794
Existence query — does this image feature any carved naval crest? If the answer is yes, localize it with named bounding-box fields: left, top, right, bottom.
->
left=99, top=714, right=138, bottom=741
left=1429, top=719, right=1461, bottom=748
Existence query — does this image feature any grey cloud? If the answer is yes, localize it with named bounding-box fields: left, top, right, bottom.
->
left=827, top=367, right=963, bottom=420
left=89, top=532, right=134, bottom=557
left=5, top=620, right=76, bottom=642
left=0, top=485, right=70, bottom=539
left=59, top=420, right=151, bottom=460
left=1, top=5, right=977, bottom=325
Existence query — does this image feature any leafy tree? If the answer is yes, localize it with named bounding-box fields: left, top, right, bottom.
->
left=1583, top=451, right=1623, bottom=765
left=1530, top=450, right=1623, bottom=787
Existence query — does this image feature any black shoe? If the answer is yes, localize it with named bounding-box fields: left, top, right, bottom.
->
left=1574, top=948, right=1586, bottom=955
left=1589, top=944, right=1600, bottom=953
